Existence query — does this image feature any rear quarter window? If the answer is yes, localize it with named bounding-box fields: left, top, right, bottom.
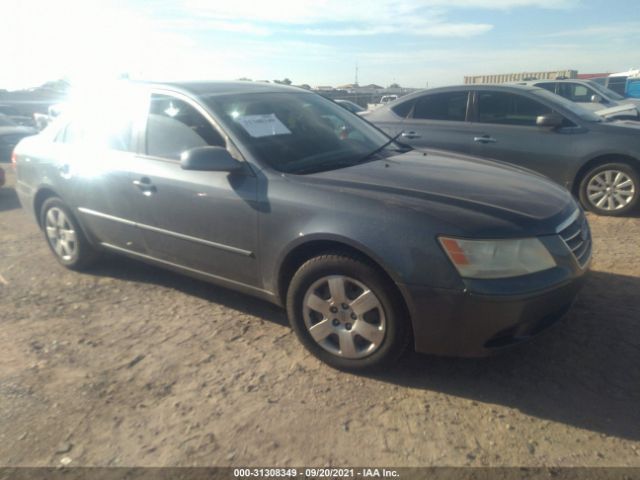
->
left=391, top=99, right=415, bottom=118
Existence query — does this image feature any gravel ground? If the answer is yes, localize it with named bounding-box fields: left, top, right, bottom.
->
left=1, top=167, right=639, bottom=467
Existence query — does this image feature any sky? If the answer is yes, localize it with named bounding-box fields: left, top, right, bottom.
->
left=1, top=0, right=639, bottom=90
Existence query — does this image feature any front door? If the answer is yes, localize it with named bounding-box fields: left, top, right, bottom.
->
left=469, top=90, right=579, bottom=187
left=129, top=92, right=260, bottom=288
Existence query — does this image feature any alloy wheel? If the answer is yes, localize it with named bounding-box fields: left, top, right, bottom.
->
left=45, top=207, right=78, bottom=261
left=586, top=170, right=636, bottom=211
left=302, top=275, right=386, bottom=359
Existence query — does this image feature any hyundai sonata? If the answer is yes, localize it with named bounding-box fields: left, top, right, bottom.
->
left=14, top=81, right=591, bottom=370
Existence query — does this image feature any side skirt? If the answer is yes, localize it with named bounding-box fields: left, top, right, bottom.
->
left=100, top=242, right=281, bottom=306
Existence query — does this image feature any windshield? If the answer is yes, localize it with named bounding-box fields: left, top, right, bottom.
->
left=206, top=92, right=403, bottom=174
left=585, top=80, right=625, bottom=101
left=531, top=89, right=603, bottom=122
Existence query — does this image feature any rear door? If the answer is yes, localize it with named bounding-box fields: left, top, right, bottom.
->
left=468, top=89, right=578, bottom=186
left=58, top=97, right=148, bottom=253
left=389, top=90, right=476, bottom=154
left=128, top=91, right=260, bottom=287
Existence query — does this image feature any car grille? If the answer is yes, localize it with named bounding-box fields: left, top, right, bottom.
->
left=557, top=209, right=592, bottom=268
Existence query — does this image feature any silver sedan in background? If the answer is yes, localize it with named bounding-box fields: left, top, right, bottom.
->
left=363, top=84, right=640, bottom=216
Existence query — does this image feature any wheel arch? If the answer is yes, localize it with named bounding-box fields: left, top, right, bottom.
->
left=33, top=186, right=61, bottom=227
left=276, top=236, right=412, bottom=322
left=571, top=153, right=640, bottom=196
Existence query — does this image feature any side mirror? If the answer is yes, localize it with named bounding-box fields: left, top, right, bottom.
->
left=536, top=113, right=563, bottom=128
left=591, top=94, right=602, bottom=103
left=180, top=146, right=243, bottom=172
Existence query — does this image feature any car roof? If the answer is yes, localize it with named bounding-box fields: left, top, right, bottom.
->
left=393, top=83, right=542, bottom=104
left=132, top=80, right=305, bottom=97
left=514, top=79, right=592, bottom=86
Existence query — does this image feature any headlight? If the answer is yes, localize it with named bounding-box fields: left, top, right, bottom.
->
left=439, top=237, right=556, bottom=279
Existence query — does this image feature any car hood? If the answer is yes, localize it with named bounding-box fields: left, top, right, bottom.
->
left=596, top=103, right=639, bottom=118
left=302, top=150, right=577, bottom=237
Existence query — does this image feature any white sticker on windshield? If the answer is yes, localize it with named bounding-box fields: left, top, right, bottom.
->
left=235, top=114, right=291, bottom=138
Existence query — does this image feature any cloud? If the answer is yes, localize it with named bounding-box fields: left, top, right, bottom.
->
left=0, top=0, right=584, bottom=89
left=303, top=23, right=493, bottom=37
left=543, top=22, right=640, bottom=38
left=176, top=0, right=568, bottom=38
left=181, top=0, right=578, bottom=24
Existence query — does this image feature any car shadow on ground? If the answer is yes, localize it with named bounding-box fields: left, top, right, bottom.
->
left=88, top=255, right=288, bottom=327
left=0, top=187, right=20, bottom=213
left=370, top=270, right=640, bottom=441
left=87, top=258, right=640, bottom=441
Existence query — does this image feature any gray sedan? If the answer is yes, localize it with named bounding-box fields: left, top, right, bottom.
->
left=363, top=84, right=640, bottom=215
left=14, top=81, right=590, bottom=370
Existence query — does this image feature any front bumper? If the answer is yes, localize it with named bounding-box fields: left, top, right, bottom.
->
left=403, top=275, right=586, bottom=357
left=402, top=231, right=590, bottom=357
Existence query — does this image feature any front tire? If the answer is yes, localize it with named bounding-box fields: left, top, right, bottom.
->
left=579, top=162, right=639, bottom=216
left=286, top=252, right=410, bottom=371
left=40, top=197, right=99, bottom=270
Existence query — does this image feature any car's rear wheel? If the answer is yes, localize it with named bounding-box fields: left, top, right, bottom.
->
left=40, top=197, right=99, bottom=270
left=286, top=252, right=409, bottom=371
left=579, top=162, right=639, bottom=216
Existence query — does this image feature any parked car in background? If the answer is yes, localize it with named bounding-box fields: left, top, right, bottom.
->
left=364, top=84, right=640, bottom=215
left=367, top=95, right=400, bottom=111
left=593, top=70, right=640, bottom=99
left=334, top=99, right=365, bottom=114
left=0, top=114, right=38, bottom=162
left=519, top=79, right=640, bottom=119
left=0, top=105, right=38, bottom=128
left=380, top=94, right=398, bottom=105
left=13, top=81, right=590, bottom=370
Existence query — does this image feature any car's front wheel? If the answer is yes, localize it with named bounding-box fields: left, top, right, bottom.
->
left=286, top=252, right=410, bottom=371
left=579, top=162, right=639, bottom=216
left=40, top=197, right=99, bottom=270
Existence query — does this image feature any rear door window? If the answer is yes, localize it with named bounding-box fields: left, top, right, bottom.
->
left=411, top=92, right=469, bottom=121
left=56, top=117, right=134, bottom=152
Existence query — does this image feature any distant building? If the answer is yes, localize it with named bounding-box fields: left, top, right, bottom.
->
left=577, top=72, right=611, bottom=80
left=337, top=83, right=359, bottom=91
left=464, top=70, right=578, bottom=84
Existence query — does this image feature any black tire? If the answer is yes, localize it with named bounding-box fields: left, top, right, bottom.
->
left=286, top=252, right=410, bottom=371
left=579, top=162, right=639, bottom=216
left=39, top=197, right=100, bottom=270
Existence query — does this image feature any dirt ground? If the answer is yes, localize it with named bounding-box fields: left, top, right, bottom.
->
left=1, top=167, right=639, bottom=468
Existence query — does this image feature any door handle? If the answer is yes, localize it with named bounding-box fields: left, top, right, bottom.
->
left=473, top=135, right=497, bottom=144
left=401, top=131, right=421, bottom=139
left=57, top=163, right=72, bottom=178
left=133, top=177, right=157, bottom=196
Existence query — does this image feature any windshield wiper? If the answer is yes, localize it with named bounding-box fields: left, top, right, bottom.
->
left=353, top=132, right=404, bottom=165
left=290, top=132, right=408, bottom=175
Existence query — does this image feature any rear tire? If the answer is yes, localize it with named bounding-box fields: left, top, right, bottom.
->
left=40, top=197, right=99, bottom=270
left=286, top=252, right=410, bottom=371
left=579, top=162, right=639, bottom=216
